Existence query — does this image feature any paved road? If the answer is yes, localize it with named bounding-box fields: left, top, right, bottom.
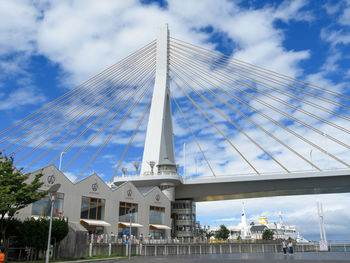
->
left=117, top=252, right=350, bottom=262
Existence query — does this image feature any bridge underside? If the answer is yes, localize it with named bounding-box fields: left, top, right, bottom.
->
left=175, top=170, right=350, bottom=202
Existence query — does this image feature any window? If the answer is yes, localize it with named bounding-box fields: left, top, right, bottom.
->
left=176, top=226, right=192, bottom=232
left=119, top=202, right=138, bottom=222
left=149, top=206, right=165, bottom=224
left=149, top=229, right=165, bottom=239
left=80, top=196, right=105, bottom=220
left=118, top=226, right=138, bottom=238
left=176, top=214, right=193, bottom=220
left=32, top=193, right=64, bottom=217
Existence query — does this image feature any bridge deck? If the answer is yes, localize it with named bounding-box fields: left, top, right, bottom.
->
left=175, top=169, right=350, bottom=201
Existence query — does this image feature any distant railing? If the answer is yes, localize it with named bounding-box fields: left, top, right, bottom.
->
left=87, top=241, right=349, bottom=257
left=116, top=171, right=183, bottom=178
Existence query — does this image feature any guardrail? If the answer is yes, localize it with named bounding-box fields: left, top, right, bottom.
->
left=89, top=242, right=331, bottom=257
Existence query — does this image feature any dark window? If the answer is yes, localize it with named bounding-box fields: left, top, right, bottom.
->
left=32, top=192, right=64, bottom=217
left=119, top=202, right=138, bottom=222
left=150, top=206, right=165, bottom=224
left=80, top=196, right=105, bottom=220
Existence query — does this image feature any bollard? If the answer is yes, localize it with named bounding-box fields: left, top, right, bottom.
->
left=229, top=245, right=232, bottom=254
left=177, top=245, right=179, bottom=255
left=155, top=245, right=157, bottom=256
left=200, top=245, right=201, bottom=255
left=108, top=243, right=111, bottom=256
left=262, top=244, right=264, bottom=253
left=220, top=245, right=222, bottom=254
left=89, top=243, right=92, bottom=257
left=126, top=244, right=129, bottom=257
left=239, top=244, right=241, bottom=253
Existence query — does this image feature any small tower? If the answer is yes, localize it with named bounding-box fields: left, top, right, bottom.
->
left=317, top=202, right=328, bottom=251
left=240, top=202, right=251, bottom=239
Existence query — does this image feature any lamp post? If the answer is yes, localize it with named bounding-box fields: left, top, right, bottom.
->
left=59, top=152, right=66, bottom=170
left=45, top=183, right=61, bottom=263
left=133, top=162, right=140, bottom=176
left=121, top=168, right=127, bottom=177
left=148, top=161, right=155, bottom=175
left=128, top=205, right=136, bottom=260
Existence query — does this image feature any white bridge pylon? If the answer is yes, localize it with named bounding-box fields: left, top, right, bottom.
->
left=141, top=24, right=176, bottom=176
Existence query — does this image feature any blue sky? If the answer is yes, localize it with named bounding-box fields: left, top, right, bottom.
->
left=0, top=0, right=349, bottom=241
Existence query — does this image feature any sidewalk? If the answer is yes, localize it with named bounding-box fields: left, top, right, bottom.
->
left=56, top=257, right=124, bottom=263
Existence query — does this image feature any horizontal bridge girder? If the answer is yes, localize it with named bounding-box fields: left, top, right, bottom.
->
left=175, top=169, right=350, bottom=201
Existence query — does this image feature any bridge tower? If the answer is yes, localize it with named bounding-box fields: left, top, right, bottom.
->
left=141, top=24, right=176, bottom=176
left=111, top=24, right=182, bottom=202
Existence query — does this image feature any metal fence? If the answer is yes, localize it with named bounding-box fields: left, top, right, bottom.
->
left=137, top=243, right=320, bottom=257
left=87, top=242, right=335, bottom=257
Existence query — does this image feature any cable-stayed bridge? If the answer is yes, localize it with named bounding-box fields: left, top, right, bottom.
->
left=1, top=25, right=350, bottom=201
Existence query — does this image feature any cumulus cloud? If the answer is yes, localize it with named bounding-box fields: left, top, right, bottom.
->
left=0, top=87, right=46, bottom=110
left=0, top=0, right=39, bottom=56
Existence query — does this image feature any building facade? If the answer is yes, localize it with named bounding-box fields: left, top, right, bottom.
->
left=16, top=165, right=172, bottom=240
left=171, top=199, right=196, bottom=241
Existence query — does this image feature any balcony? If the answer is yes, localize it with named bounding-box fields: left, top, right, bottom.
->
left=175, top=220, right=193, bottom=225
left=175, top=231, right=194, bottom=237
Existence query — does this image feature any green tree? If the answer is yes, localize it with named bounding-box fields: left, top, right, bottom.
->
left=0, top=153, right=46, bottom=247
left=262, top=229, right=274, bottom=240
left=215, top=224, right=230, bottom=240
left=6, top=218, right=68, bottom=260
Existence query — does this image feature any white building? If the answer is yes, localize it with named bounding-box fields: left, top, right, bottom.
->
left=229, top=203, right=308, bottom=242
left=16, top=165, right=172, bottom=240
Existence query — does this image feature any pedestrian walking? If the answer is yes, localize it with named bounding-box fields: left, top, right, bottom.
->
left=0, top=248, right=5, bottom=263
left=288, top=241, right=294, bottom=255
left=282, top=240, right=287, bottom=254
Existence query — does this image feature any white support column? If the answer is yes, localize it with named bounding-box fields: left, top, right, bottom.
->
left=141, top=24, right=175, bottom=175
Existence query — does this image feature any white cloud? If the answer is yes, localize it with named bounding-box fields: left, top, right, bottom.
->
left=0, top=0, right=39, bottom=56
left=0, top=87, right=46, bottom=110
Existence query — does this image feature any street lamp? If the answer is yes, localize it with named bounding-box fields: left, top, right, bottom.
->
left=148, top=161, right=155, bottom=175
left=128, top=205, right=136, bottom=260
left=121, top=168, right=127, bottom=177
left=45, top=183, right=61, bottom=263
left=59, top=152, right=66, bottom=170
left=133, top=162, right=140, bottom=176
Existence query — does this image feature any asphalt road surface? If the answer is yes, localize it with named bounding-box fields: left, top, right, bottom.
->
left=117, top=252, right=350, bottom=262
